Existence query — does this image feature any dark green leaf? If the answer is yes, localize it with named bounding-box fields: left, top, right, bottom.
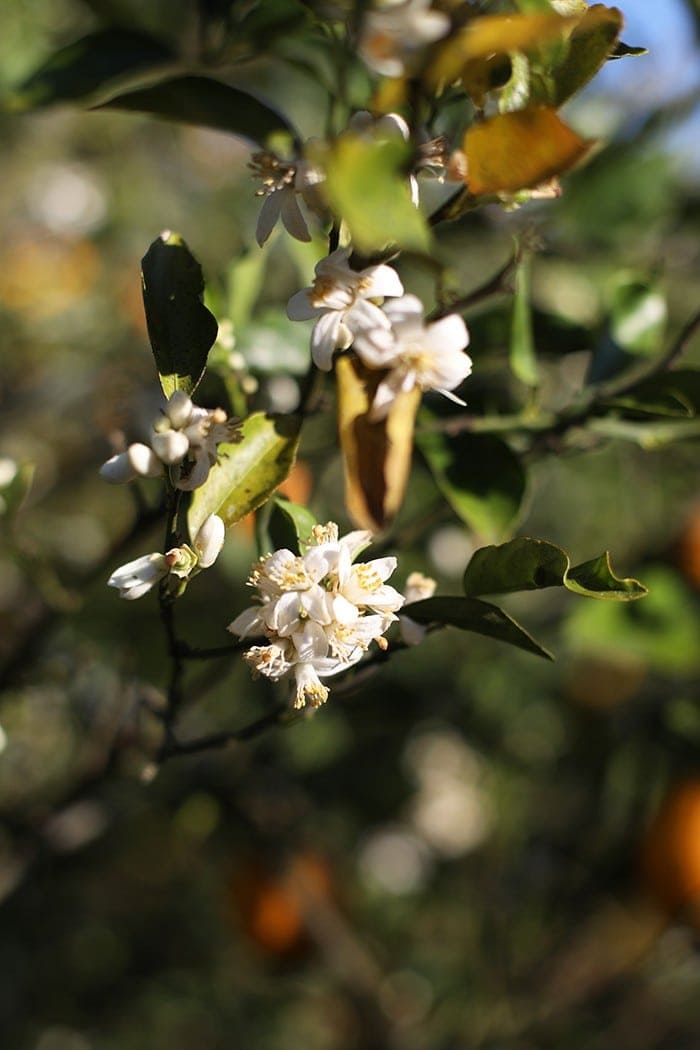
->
left=403, top=596, right=553, bottom=660
left=417, top=429, right=526, bottom=543
left=587, top=275, right=666, bottom=384
left=268, top=497, right=317, bottom=555
left=464, top=537, right=568, bottom=595
left=602, top=369, right=700, bottom=419
left=141, top=232, right=218, bottom=398
left=8, top=29, right=174, bottom=109
left=463, top=536, right=647, bottom=600
left=96, top=75, right=296, bottom=144
left=188, top=412, right=301, bottom=538
left=609, top=41, right=648, bottom=59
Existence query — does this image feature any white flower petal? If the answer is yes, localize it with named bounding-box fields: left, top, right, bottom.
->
left=311, top=311, right=343, bottom=370
left=108, top=553, right=168, bottom=600
left=286, top=288, right=320, bottom=322
left=362, top=264, right=404, bottom=300
left=280, top=189, right=312, bottom=242
left=228, top=605, right=265, bottom=638
left=256, top=192, right=282, bottom=247
left=424, top=313, right=469, bottom=352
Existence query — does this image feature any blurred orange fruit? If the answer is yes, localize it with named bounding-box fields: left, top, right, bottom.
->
left=676, top=505, right=700, bottom=589
left=641, top=781, right=700, bottom=913
left=0, top=237, right=100, bottom=318
left=231, top=851, right=333, bottom=956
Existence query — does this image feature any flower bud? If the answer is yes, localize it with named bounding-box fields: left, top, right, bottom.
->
left=151, top=429, right=190, bottom=465
left=165, top=390, right=193, bottom=429
left=107, top=553, right=168, bottom=599
left=99, top=451, right=136, bottom=484
left=194, top=514, right=225, bottom=568
left=127, top=442, right=163, bottom=478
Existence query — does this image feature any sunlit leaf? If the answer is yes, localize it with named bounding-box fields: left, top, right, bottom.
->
left=267, top=497, right=318, bottom=556
left=463, top=536, right=647, bottom=600
left=417, top=429, right=526, bottom=543
left=141, top=232, right=218, bottom=398
left=510, top=256, right=540, bottom=386
left=336, top=355, right=420, bottom=532
left=187, top=412, right=301, bottom=538
left=8, top=29, right=174, bottom=109
left=96, top=76, right=296, bottom=144
left=320, top=134, right=430, bottom=254
left=403, top=596, right=553, bottom=660
left=546, top=5, right=624, bottom=106
left=463, top=107, right=591, bottom=195
left=428, top=12, right=577, bottom=87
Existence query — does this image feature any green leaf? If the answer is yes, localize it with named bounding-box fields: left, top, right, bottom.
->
left=8, top=29, right=174, bottom=109
left=566, top=552, right=648, bottom=600
left=268, top=497, right=317, bottom=555
left=609, top=41, right=648, bottom=59
left=546, top=5, right=624, bottom=106
left=417, top=429, right=526, bottom=543
left=463, top=536, right=647, bottom=600
left=510, top=256, right=540, bottom=386
left=141, top=232, right=218, bottom=398
left=187, top=412, right=301, bottom=538
left=603, top=369, right=700, bottom=419
left=95, top=75, right=296, bottom=145
left=587, top=275, right=666, bottom=384
left=227, top=250, right=268, bottom=332
left=403, top=596, right=553, bottom=660
left=321, top=134, right=430, bottom=254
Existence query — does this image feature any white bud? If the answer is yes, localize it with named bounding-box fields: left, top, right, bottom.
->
left=99, top=451, right=136, bottom=484
left=107, top=552, right=169, bottom=600
left=127, top=442, right=163, bottom=478
left=151, top=429, right=190, bottom=464
left=165, top=390, right=193, bottom=429
left=194, top=514, right=225, bottom=568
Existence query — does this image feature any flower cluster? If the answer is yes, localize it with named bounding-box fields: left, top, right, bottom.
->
left=287, top=248, right=404, bottom=371
left=108, top=513, right=225, bottom=600
left=228, top=523, right=404, bottom=709
left=100, top=390, right=237, bottom=492
left=288, top=252, right=471, bottom=418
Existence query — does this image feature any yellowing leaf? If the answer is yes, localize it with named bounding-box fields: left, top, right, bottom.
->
left=187, top=412, right=301, bottom=539
left=428, top=11, right=577, bottom=87
left=336, top=355, right=420, bottom=532
left=463, top=107, right=591, bottom=195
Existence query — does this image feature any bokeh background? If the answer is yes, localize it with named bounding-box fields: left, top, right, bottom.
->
left=1, top=2, right=700, bottom=1048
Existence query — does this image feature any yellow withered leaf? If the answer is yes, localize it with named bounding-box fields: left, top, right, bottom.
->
left=336, top=355, right=421, bottom=533
left=428, top=11, right=577, bottom=87
left=463, top=107, right=591, bottom=196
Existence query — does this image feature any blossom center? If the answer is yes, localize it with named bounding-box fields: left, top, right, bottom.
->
left=249, top=151, right=296, bottom=197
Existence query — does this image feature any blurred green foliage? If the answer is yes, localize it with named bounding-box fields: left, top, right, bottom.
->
left=1, top=1, right=700, bottom=1049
